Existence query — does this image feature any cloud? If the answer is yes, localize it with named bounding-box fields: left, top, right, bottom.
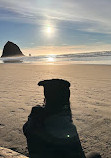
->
left=0, top=0, right=111, bottom=36
left=22, top=44, right=111, bottom=56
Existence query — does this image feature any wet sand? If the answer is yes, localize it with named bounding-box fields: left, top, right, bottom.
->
left=0, top=64, right=111, bottom=158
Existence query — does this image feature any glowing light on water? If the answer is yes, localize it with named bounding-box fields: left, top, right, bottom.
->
left=47, top=57, right=55, bottom=62
left=47, top=54, right=56, bottom=63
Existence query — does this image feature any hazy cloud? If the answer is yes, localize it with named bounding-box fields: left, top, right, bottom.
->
left=21, top=44, right=111, bottom=56
left=0, top=0, right=111, bottom=39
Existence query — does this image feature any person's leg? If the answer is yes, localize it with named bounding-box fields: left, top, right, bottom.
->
left=86, top=152, right=101, bottom=158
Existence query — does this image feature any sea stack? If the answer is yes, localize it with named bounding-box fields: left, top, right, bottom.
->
left=1, top=41, right=24, bottom=57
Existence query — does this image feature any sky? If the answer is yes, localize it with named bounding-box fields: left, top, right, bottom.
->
left=0, top=0, right=111, bottom=56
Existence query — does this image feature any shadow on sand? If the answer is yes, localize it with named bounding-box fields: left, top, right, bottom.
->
left=23, top=79, right=101, bottom=158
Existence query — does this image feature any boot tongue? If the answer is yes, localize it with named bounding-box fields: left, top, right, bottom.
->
left=38, top=79, right=70, bottom=107
left=38, top=79, right=70, bottom=88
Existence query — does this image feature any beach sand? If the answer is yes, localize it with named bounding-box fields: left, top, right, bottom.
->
left=0, top=64, right=111, bottom=158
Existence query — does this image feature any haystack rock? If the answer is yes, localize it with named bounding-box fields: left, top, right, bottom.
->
left=1, top=41, right=24, bottom=57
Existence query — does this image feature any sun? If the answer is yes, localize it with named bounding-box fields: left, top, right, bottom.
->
left=42, top=21, right=56, bottom=37
left=44, top=25, right=55, bottom=36
left=47, top=26, right=52, bottom=33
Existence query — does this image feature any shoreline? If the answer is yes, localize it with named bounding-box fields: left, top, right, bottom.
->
left=1, top=62, right=111, bottom=66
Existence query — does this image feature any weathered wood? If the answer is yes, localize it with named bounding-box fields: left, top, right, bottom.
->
left=0, top=147, right=28, bottom=158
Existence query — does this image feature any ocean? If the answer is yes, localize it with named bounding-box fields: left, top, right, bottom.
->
left=0, top=51, right=111, bottom=65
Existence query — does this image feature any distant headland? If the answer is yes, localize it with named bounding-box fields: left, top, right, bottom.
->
left=1, top=41, right=24, bottom=57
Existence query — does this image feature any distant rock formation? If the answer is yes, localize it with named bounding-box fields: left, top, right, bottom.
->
left=1, top=41, right=24, bottom=57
